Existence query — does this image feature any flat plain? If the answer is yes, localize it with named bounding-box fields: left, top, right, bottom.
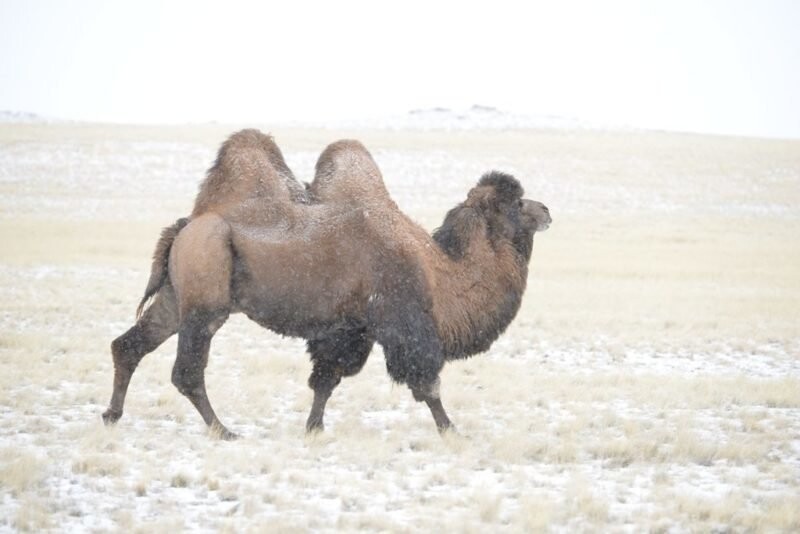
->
left=1, top=122, right=798, bottom=532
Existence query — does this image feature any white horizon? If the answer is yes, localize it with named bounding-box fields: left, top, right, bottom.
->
left=1, top=1, right=798, bottom=139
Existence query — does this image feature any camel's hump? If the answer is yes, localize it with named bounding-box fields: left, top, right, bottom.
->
left=308, top=139, right=391, bottom=204
left=192, top=129, right=306, bottom=216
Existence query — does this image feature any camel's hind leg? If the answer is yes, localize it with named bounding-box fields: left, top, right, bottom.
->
left=171, top=309, right=235, bottom=439
left=103, top=285, right=179, bottom=425
left=306, top=327, right=374, bottom=433
left=166, top=212, right=235, bottom=438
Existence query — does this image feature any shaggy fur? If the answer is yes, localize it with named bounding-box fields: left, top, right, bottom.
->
left=135, top=218, right=189, bottom=319
left=103, top=129, right=551, bottom=438
left=192, top=128, right=307, bottom=216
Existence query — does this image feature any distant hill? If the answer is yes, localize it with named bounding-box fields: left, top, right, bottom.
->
left=0, top=110, right=48, bottom=123
left=327, top=105, right=625, bottom=132
left=0, top=106, right=629, bottom=132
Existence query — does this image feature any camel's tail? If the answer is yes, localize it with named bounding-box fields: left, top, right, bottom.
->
left=135, top=217, right=190, bottom=319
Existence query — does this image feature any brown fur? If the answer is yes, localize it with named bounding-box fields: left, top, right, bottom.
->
left=103, top=129, right=551, bottom=438
left=136, top=218, right=189, bottom=319
left=192, top=129, right=307, bottom=216
left=308, top=139, right=392, bottom=205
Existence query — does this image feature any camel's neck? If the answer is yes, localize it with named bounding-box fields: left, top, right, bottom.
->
left=429, top=234, right=530, bottom=360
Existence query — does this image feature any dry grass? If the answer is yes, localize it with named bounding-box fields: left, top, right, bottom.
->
left=0, top=122, right=798, bottom=531
left=0, top=449, right=47, bottom=496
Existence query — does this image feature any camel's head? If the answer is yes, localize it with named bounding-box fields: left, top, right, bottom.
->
left=520, top=199, right=551, bottom=233
left=434, top=171, right=551, bottom=261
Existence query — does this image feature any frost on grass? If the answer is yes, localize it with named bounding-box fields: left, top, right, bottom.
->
left=1, top=123, right=799, bottom=531
left=0, top=449, right=47, bottom=496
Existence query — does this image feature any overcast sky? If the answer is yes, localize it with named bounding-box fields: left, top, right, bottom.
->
left=1, top=0, right=798, bottom=138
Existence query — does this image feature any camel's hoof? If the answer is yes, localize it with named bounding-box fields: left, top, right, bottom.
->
left=209, top=424, right=239, bottom=441
left=305, top=418, right=324, bottom=434
left=305, top=427, right=324, bottom=437
left=102, top=408, right=122, bottom=426
left=219, top=430, right=239, bottom=441
left=437, top=423, right=458, bottom=437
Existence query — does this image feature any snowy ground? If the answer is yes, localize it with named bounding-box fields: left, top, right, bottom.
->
left=0, top=122, right=798, bottom=531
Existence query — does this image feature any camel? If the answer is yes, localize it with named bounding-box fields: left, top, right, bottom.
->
left=102, top=129, right=551, bottom=439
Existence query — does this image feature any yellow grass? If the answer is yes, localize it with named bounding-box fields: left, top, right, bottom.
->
left=0, top=122, right=798, bottom=531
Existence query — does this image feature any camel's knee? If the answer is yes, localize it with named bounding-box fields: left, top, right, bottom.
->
left=411, top=376, right=441, bottom=402
left=172, top=338, right=208, bottom=396
left=171, top=361, right=204, bottom=396
left=308, top=363, right=342, bottom=392
left=172, top=312, right=220, bottom=397
left=111, top=327, right=147, bottom=371
left=111, top=300, right=178, bottom=373
left=384, top=344, right=443, bottom=390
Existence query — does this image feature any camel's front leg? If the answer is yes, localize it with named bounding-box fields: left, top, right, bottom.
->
left=377, top=293, right=451, bottom=435
left=411, top=377, right=455, bottom=434
left=306, top=384, right=335, bottom=433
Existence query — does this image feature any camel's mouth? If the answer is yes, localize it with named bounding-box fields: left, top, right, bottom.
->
left=523, top=200, right=550, bottom=233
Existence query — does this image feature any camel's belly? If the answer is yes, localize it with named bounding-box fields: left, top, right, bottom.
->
left=230, top=266, right=368, bottom=339
left=228, top=223, right=376, bottom=338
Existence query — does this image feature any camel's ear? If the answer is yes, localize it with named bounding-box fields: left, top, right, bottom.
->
left=477, top=171, right=524, bottom=206
left=465, top=185, right=495, bottom=211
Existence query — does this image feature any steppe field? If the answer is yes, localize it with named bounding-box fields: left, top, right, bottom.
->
left=0, top=121, right=798, bottom=532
